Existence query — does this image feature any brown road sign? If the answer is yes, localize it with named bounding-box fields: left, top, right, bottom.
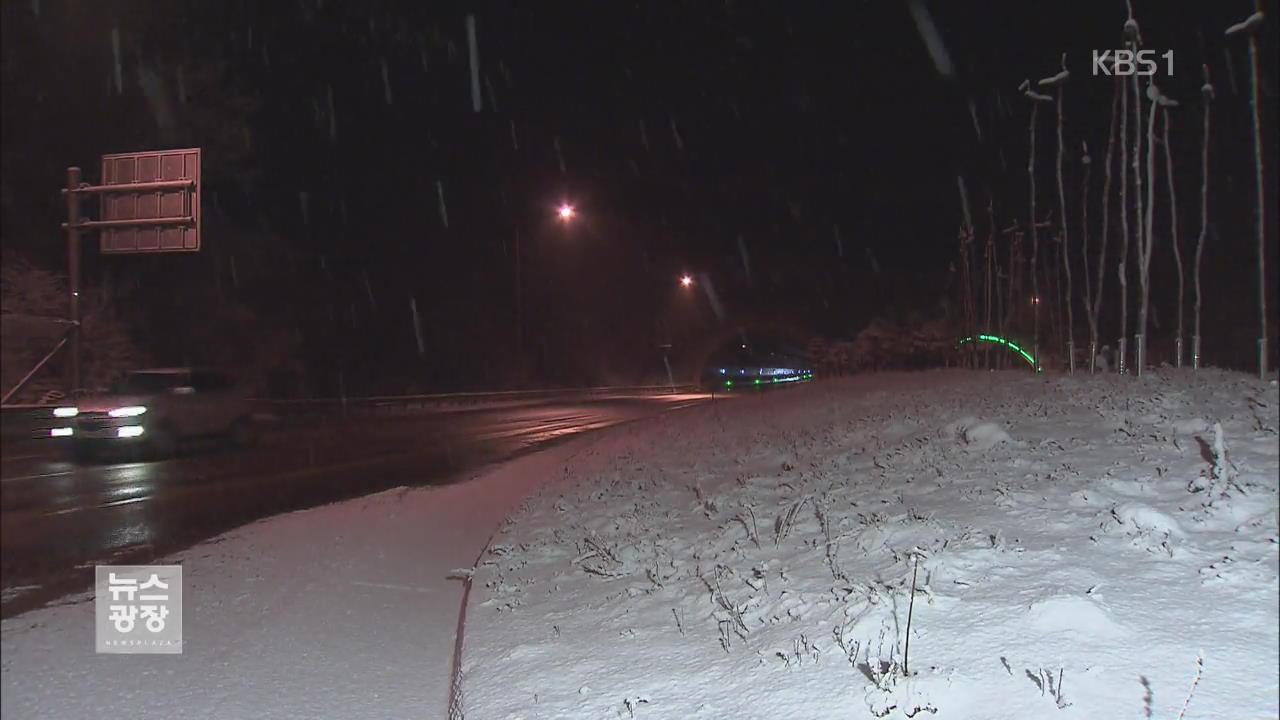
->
left=98, top=148, right=200, bottom=253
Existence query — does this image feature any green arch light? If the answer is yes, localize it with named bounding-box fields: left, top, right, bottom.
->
left=958, top=334, right=1042, bottom=372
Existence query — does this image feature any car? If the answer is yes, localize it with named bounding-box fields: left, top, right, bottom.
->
left=52, top=368, right=255, bottom=462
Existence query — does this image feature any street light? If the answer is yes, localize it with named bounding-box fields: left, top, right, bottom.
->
left=515, top=202, right=577, bottom=382
left=679, top=274, right=693, bottom=287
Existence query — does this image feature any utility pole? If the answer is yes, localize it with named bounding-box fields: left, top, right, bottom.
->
left=64, top=166, right=83, bottom=396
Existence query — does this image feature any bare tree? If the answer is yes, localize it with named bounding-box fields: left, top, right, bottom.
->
left=1139, top=82, right=1177, bottom=375
left=957, top=176, right=977, bottom=367
left=1117, top=23, right=1133, bottom=373
left=1125, top=10, right=1145, bottom=374
left=1020, top=79, right=1054, bottom=366
left=1163, top=101, right=1184, bottom=367
left=1085, top=76, right=1121, bottom=372
left=1004, top=223, right=1025, bottom=344
left=1041, top=56, right=1073, bottom=371
left=984, top=196, right=996, bottom=369
left=1193, top=65, right=1214, bottom=370
left=1226, top=6, right=1268, bottom=379
left=1079, top=144, right=1094, bottom=369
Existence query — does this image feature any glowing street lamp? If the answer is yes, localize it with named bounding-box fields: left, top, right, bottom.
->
left=556, top=204, right=576, bottom=221
left=679, top=274, right=693, bottom=287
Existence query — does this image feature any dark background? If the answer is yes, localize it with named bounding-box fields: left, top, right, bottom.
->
left=2, top=0, right=1276, bottom=395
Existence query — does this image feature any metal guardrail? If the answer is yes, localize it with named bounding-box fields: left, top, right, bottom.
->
left=0, top=384, right=700, bottom=440
left=254, top=384, right=701, bottom=422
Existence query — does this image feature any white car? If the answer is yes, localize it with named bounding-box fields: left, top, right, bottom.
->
left=53, top=368, right=255, bottom=461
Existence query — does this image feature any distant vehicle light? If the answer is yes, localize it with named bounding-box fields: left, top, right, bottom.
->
left=108, top=406, right=147, bottom=418
left=50, top=427, right=74, bottom=437
left=719, top=368, right=726, bottom=374
left=53, top=407, right=79, bottom=418
left=116, top=425, right=145, bottom=438
left=760, top=367, right=798, bottom=377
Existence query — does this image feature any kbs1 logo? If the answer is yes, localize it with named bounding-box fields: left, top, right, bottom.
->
left=1092, top=49, right=1174, bottom=77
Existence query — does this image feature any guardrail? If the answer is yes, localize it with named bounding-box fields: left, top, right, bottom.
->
left=255, top=385, right=705, bottom=424
left=0, top=384, right=701, bottom=440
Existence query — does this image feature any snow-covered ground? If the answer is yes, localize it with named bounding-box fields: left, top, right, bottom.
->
left=0, top=439, right=599, bottom=720
left=2, top=369, right=1276, bottom=720
left=461, top=370, right=1278, bottom=719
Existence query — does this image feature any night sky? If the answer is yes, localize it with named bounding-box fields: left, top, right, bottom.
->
left=2, top=1, right=1276, bottom=394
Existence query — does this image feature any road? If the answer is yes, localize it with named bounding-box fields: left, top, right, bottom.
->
left=0, top=392, right=713, bottom=618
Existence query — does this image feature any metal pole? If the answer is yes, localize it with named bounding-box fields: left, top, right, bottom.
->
left=1118, top=336, right=1128, bottom=375
left=1192, top=334, right=1201, bottom=370
left=65, top=166, right=82, bottom=397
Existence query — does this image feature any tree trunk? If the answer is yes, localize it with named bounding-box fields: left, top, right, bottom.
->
left=1118, top=68, right=1131, bottom=372
left=985, top=198, right=996, bottom=369
left=1055, top=81, right=1074, bottom=371
left=1081, top=141, right=1093, bottom=366
left=1029, top=104, right=1041, bottom=364
left=1139, top=82, right=1158, bottom=375
left=1245, top=29, right=1268, bottom=378
left=1090, top=77, right=1120, bottom=367
left=1163, top=107, right=1184, bottom=367
left=1194, top=65, right=1213, bottom=369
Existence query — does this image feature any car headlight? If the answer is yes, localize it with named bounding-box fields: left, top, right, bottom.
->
left=108, top=406, right=147, bottom=418
left=53, top=407, right=79, bottom=418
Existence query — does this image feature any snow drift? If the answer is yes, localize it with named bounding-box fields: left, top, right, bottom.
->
left=462, top=369, right=1279, bottom=720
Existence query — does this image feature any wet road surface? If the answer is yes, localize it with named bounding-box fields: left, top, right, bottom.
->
left=0, top=393, right=713, bottom=618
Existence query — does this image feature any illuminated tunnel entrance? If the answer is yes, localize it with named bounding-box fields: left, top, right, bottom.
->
left=958, top=334, right=1042, bottom=372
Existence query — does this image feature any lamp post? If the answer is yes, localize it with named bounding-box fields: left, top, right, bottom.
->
left=516, top=203, right=577, bottom=384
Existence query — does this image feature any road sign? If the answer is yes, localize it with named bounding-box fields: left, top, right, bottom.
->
left=98, top=148, right=200, bottom=253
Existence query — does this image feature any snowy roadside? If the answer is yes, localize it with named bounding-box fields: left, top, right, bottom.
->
left=461, top=370, right=1279, bottom=719
left=0, top=432, right=614, bottom=720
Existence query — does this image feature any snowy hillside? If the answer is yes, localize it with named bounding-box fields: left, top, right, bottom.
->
left=462, top=370, right=1279, bottom=719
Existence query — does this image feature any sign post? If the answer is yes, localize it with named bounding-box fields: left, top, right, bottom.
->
left=59, top=148, right=201, bottom=395
left=65, top=166, right=83, bottom=395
